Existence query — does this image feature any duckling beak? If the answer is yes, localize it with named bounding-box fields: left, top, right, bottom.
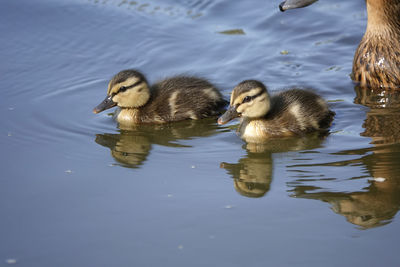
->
left=217, top=106, right=240, bottom=125
left=279, top=0, right=318, bottom=11
left=93, top=95, right=117, bottom=114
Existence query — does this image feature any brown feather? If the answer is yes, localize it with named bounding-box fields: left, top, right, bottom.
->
left=352, top=0, right=400, bottom=89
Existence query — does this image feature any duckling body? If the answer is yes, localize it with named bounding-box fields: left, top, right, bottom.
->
left=217, top=80, right=335, bottom=143
left=280, top=0, right=400, bottom=89
left=93, top=70, right=228, bottom=125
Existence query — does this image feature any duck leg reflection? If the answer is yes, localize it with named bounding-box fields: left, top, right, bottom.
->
left=288, top=88, right=400, bottom=228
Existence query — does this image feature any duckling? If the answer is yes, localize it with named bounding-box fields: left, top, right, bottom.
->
left=93, top=69, right=228, bottom=125
left=217, top=80, right=335, bottom=143
left=279, top=0, right=400, bottom=89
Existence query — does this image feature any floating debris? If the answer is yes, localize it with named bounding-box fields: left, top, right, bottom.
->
left=325, top=65, right=342, bottom=71
left=65, top=170, right=73, bottom=174
left=327, top=99, right=345, bottom=102
left=7, top=132, right=12, bottom=137
left=217, top=29, right=245, bottom=35
left=178, top=245, right=184, bottom=250
left=190, top=13, right=202, bottom=19
left=5, top=259, right=17, bottom=265
left=137, top=3, right=149, bottom=11
left=118, top=0, right=128, bottom=6
left=280, top=50, right=289, bottom=55
left=167, top=194, right=173, bottom=198
left=8, top=107, right=14, bottom=111
left=191, top=165, right=196, bottom=169
left=224, top=205, right=234, bottom=209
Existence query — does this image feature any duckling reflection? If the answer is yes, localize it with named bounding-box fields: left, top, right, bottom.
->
left=288, top=89, right=400, bottom=229
left=221, top=151, right=272, bottom=198
left=221, top=134, right=326, bottom=198
left=95, top=118, right=221, bottom=168
left=95, top=131, right=150, bottom=168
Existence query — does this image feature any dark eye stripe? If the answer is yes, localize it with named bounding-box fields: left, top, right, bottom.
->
left=118, top=79, right=143, bottom=93
left=243, top=90, right=264, bottom=103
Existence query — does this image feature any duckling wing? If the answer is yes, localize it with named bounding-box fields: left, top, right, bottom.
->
left=267, top=89, right=334, bottom=133
left=143, top=76, right=227, bottom=122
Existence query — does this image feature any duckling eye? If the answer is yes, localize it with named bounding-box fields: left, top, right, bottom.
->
left=119, top=86, right=127, bottom=92
left=243, top=96, right=252, bottom=103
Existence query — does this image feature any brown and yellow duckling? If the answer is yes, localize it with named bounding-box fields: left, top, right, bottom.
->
left=280, top=0, right=400, bottom=89
left=93, top=69, right=228, bottom=125
left=217, top=80, right=335, bottom=143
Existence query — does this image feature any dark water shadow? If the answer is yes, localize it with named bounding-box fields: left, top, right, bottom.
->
left=221, top=133, right=328, bottom=198
left=287, top=86, right=400, bottom=229
left=95, top=118, right=224, bottom=168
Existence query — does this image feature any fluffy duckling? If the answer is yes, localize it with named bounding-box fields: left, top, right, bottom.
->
left=93, top=69, right=228, bottom=125
left=280, top=0, right=400, bottom=89
left=217, top=80, right=335, bottom=143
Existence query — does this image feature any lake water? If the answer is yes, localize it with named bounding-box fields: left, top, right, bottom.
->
left=1, top=0, right=400, bottom=266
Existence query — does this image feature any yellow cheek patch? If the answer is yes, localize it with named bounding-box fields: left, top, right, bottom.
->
left=236, top=103, right=248, bottom=113
left=112, top=93, right=121, bottom=103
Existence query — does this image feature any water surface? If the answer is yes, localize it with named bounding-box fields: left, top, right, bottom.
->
left=1, top=0, right=400, bottom=266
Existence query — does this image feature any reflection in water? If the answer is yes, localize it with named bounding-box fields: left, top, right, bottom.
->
left=288, top=87, right=400, bottom=229
left=221, top=150, right=272, bottom=198
left=354, top=86, right=400, bottom=146
left=221, top=134, right=327, bottom=198
left=289, top=146, right=400, bottom=229
left=95, top=118, right=221, bottom=168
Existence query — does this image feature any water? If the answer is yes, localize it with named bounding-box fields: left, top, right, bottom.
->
left=1, top=0, right=400, bottom=266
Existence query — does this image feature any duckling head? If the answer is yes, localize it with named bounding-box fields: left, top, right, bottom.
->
left=217, top=80, right=271, bottom=125
left=93, top=69, right=150, bottom=114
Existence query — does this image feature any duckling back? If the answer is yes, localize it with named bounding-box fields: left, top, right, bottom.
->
left=271, top=89, right=334, bottom=131
left=119, top=76, right=227, bottom=124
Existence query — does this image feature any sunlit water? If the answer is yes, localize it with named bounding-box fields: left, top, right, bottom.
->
left=1, top=0, right=400, bottom=266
